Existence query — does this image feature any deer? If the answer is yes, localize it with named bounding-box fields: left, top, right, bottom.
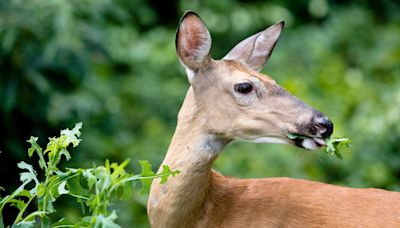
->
left=147, top=11, right=400, bottom=228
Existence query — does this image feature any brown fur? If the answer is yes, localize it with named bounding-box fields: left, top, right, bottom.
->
left=147, top=11, right=400, bottom=228
left=202, top=172, right=400, bottom=227
left=147, top=85, right=400, bottom=228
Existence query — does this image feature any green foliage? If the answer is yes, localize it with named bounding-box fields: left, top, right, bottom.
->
left=0, top=123, right=178, bottom=227
left=1, top=0, right=400, bottom=226
left=325, top=138, right=351, bottom=160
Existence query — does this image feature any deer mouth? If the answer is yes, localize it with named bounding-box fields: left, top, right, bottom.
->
left=287, top=134, right=326, bottom=150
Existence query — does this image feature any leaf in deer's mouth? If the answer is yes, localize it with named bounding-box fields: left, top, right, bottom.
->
left=287, top=133, right=306, bottom=140
left=286, top=134, right=351, bottom=159
left=324, top=137, right=351, bottom=159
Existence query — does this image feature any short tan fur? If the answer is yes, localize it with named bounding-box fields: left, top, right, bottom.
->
left=147, top=11, right=400, bottom=228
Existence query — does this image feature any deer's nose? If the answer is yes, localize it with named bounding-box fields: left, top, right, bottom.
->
left=313, top=116, right=333, bottom=138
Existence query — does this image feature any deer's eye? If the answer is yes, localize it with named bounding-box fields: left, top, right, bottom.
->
left=234, top=82, right=253, bottom=94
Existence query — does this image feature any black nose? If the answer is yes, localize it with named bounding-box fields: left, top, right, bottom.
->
left=313, top=116, right=333, bottom=138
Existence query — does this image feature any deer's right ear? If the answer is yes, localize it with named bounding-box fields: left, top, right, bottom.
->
left=176, top=11, right=211, bottom=80
left=223, top=22, right=284, bottom=72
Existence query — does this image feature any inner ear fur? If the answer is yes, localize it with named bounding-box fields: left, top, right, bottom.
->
left=176, top=11, right=212, bottom=71
left=224, top=21, right=284, bottom=72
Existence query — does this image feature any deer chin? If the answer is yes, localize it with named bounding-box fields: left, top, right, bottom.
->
left=241, top=135, right=326, bottom=150
left=239, top=136, right=288, bottom=145
left=248, top=137, right=288, bottom=144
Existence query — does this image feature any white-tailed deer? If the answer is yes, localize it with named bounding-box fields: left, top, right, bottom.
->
left=148, top=11, right=400, bottom=227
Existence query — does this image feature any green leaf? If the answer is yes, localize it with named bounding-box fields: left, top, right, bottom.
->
left=159, top=165, right=180, bottom=184
left=82, top=169, right=97, bottom=190
left=139, top=160, right=155, bottom=194
left=27, top=137, right=41, bottom=157
left=59, top=148, right=71, bottom=161
left=324, top=137, right=351, bottom=159
left=57, top=181, right=69, bottom=195
left=60, top=122, right=82, bottom=147
left=17, top=162, right=39, bottom=194
left=287, top=133, right=305, bottom=140
left=9, top=199, right=26, bottom=212
left=94, top=211, right=120, bottom=228
left=0, top=187, right=31, bottom=214
left=65, top=174, right=90, bottom=199
left=36, top=183, right=45, bottom=197
left=110, top=159, right=130, bottom=182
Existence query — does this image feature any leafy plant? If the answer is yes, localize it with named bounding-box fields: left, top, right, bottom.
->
left=324, top=137, right=351, bottom=160
left=287, top=133, right=351, bottom=159
left=0, top=123, right=179, bottom=227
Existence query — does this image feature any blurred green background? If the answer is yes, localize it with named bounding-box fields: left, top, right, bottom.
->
left=1, top=0, right=400, bottom=226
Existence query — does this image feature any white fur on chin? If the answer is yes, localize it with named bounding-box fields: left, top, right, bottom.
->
left=245, top=137, right=288, bottom=145
left=301, top=138, right=319, bottom=150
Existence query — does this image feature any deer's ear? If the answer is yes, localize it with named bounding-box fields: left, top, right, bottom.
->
left=224, top=22, right=284, bottom=72
left=176, top=11, right=211, bottom=74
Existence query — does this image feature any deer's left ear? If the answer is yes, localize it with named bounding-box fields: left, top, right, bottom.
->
left=224, top=21, right=284, bottom=72
left=176, top=11, right=211, bottom=74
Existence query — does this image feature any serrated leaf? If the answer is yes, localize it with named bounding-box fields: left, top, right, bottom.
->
left=57, top=181, right=69, bottom=195
left=324, top=137, right=351, bottom=159
left=118, top=183, right=132, bottom=200
left=60, top=122, right=82, bottom=147
left=9, top=199, right=26, bottom=212
left=0, top=187, right=30, bottom=213
left=17, top=162, right=39, bottom=194
left=139, top=160, right=155, bottom=194
left=110, top=159, right=130, bottom=182
left=59, top=148, right=71, bottom=161
left=18, top=189, right=32, bottom=198
left=82, top=169, right=97, bottom=189
left=36, top=183, right=45, bottom=197
left=160, top=165, right=180, bottom=184
left=94, top=211, right=120, bottom=228
left=66, top=174, right=90, bottom=199
left=139, top=160, right=155, bottom=177
left=27, top=137, right=41, bottom=157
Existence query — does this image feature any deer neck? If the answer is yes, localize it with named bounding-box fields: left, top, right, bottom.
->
left=148, top=87, right=228, bottom=227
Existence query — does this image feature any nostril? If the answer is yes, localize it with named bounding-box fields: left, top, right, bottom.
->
left=314, top=117, right=334, bottom=138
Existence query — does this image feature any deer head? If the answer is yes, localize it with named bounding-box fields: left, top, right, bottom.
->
left=175, top=11, right=333, bottom=150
